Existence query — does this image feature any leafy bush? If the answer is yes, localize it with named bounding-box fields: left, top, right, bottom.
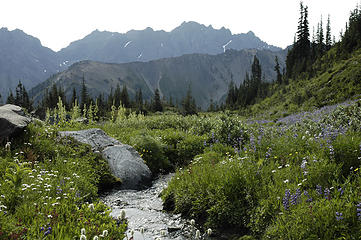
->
left=130, top=132, right=171, bottom=174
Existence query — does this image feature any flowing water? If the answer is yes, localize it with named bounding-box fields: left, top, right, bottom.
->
left=102, top=174, right=199, bottom=240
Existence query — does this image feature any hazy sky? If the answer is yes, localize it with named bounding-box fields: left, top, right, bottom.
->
left=0, top=0, right=359, bottom=51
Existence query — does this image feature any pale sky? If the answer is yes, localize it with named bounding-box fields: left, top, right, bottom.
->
left=0, top=0, right=359, bottom=51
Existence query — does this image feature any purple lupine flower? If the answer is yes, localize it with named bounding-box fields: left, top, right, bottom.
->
left=304, top=191, right=312, bottom=202
left=335, top=212, right=343, bottom=221
left=265, top=148, right=272, bottom=160
left=40, top=227, right=44, bottom=232
left=44, top=227, right=52, bottom=236
left=338, top=187, right=344, bottom=196
left=324, top=188, right=331, bottom=200
left=283, top=189, right=291, bottom=210
left=300, top=158, right=307, bottom=170
left=316, top=185, right=323, bottom=195
left=203, top=140, right=207, bottom=147
left=356, top=203, right=361, bottom=220
left=290, top=193, right=297, bottom=205
left=250, top=134, right=256, bottom=152
left=291, top=188, right=302, bottom=205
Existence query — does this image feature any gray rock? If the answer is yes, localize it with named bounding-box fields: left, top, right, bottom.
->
left=59, top=128, right=152, bottom=190
left=59, top=128, right=120, bottom=151
left=0, top=104, right=31, bottom=141
left=102, top=145, right=152, bottom=190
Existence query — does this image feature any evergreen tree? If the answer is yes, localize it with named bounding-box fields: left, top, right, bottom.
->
left=107, top=87, right=114, bottom=110
left=341, top=4, right=361, bottom=54
left=6, top=91, right=15, bottom=104
left=80, top=75, right=89, bottom=110
left=182, top=85, right=197, bottom=115
left=98, top=93, right=107, bottom=117
left=152, top=88, right=163, bottom=112
left=12, top=81, right=32, bottom=111
left=208, top=98, right=215, bottom=112
left=114, top=83, right=122, bottom=107
left=325, top=15, right=332, bottom=50
left=71, top=88, right=77, bottom=106
left=286, top=1, right=311, bottom=78
left=135, top=88, right=144, bottom=113
left=226, top=81, right=237, bottom=108
left=251, top=55, right=262, bottom=100
left=120, top=84, right=130, bottom=108
left=274, top=56, right=282, bottom=84
left=316, top=17, right=325, bottom=55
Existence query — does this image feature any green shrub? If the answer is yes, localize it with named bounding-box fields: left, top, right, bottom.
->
left=332, top=133, right=361, bottom=177
left=176, top=134, right=207, bottom=166
left=130, top=133, right=171, bottom=174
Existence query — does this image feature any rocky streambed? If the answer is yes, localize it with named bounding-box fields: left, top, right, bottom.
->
left=102, top=174, right=198, bottom=240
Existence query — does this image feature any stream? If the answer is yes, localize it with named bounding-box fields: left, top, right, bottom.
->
left=102, top=174, right=199, bottom=240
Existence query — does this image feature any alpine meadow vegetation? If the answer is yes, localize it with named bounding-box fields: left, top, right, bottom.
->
left=1, top=2, right=360, bottom=240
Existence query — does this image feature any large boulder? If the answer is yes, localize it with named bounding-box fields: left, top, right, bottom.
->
left=59, top=128, right=120, bottom=151
left=59, top=128, right=152, bottom=190
left=102, top=145, right=152, bottom=189
left=0, top=104, right=31, bottom=141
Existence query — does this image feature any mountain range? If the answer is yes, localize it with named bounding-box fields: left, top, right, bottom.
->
left=30, top=48, right=287, bottom=109
left=0, top=21, right=283, bottom=105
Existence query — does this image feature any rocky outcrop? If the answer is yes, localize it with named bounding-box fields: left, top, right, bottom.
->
left=0, top=104, right=31, bottom=141
left=102, top=145, right=152, bottom=190
left=59, top=128, right=152, bottom=190
left=59, top=128, right=120, bottom=151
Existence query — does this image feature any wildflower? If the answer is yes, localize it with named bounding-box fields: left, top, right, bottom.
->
left=5, top=142, right=11, bottom=151
left=81, top=228, right=86, bottom=235
left=207, top=228, right=212, bottom=236
left=80, top=234, right=87, bottom=240
left=356, top=203, right=361, bottom=220
left=190, top=219, right=195, bottom=226
left=316, top=185, right=323, bottom=195
left=324, top=188, right=331, bottom=200
left=101, top=230, right=108, bottom=237
left=329, top=145, right=335, bottom=158
left=283, top=189, right=291, bottom=210
left=283, top=179, right=289, bottom=183
left=119, top=209, right=126, bottom=220
left=195, top=230, right=201, bottom=239
left=301, top=159, right=307, bottom=170
left=88, top=203, right=94, bottom=211
left=338, top=187, right=344, bottom=196
left=44, top=227, right=52, bottom=237
left=304, top=191, right=312, bottom=202
left=271, top=170, right=276, bottom=173
left=290, top=188, right=301, bottom=205
left=335, top=212, right=343, bottom=221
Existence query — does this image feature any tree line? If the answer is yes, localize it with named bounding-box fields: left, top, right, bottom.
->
left=224, top=1, right=361, bottom=110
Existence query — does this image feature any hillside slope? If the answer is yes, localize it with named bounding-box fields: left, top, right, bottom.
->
left=0, top=28, right=63, bottom=100
left=250, top=48, right=361, bottom=118
left=30, top=49, right=286, bottom=109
